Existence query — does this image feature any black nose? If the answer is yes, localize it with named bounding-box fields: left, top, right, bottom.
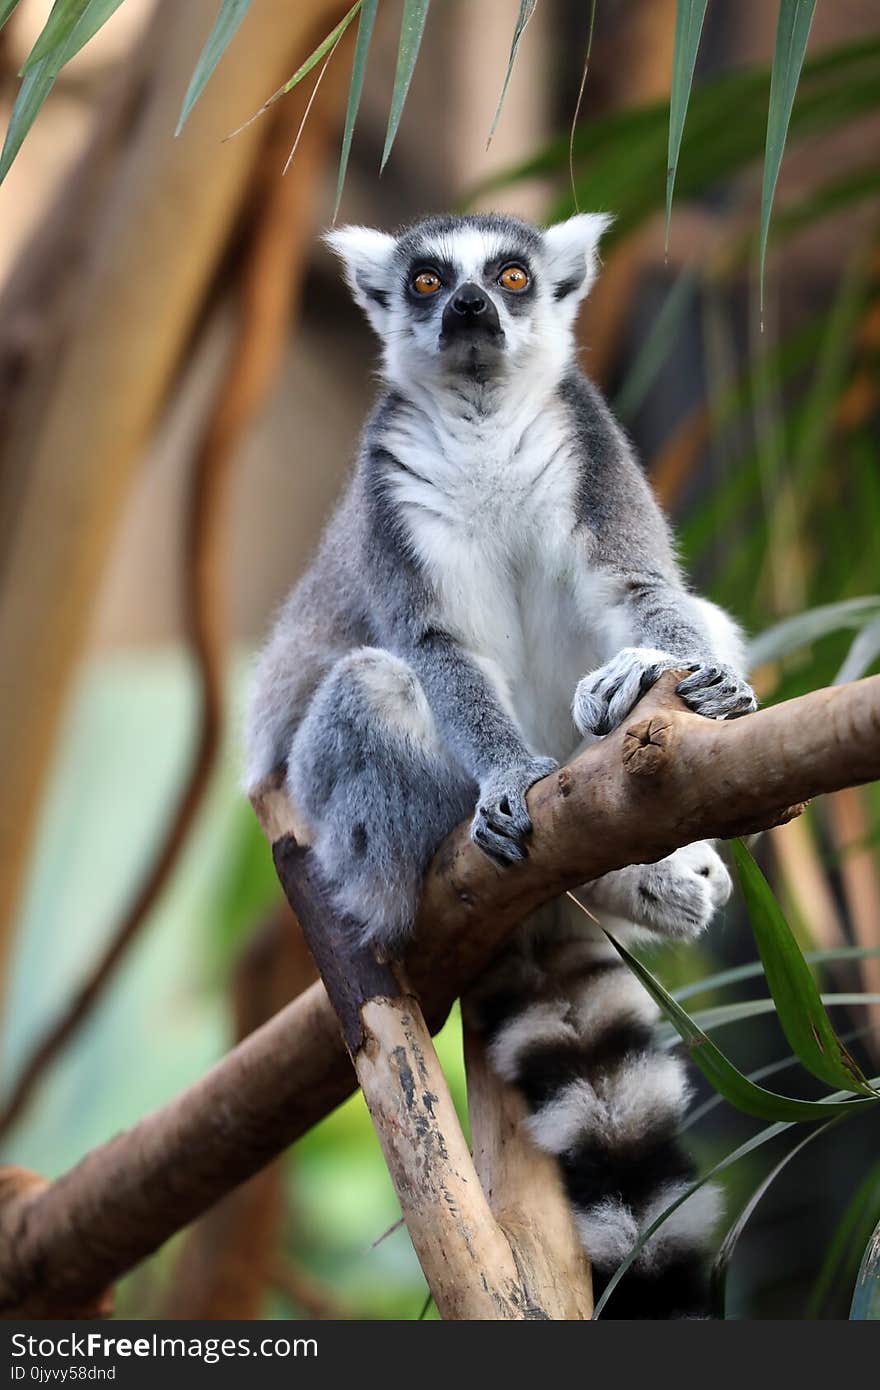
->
left=451, top=282, right=487, bottom=317
left=441, top=282, right=501, bottom=343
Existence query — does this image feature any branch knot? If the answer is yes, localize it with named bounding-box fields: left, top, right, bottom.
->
left=622, top=714, right=675, bottom=777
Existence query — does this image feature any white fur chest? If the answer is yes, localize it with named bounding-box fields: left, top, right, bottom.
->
left=380, top=394, right=615, bottom=757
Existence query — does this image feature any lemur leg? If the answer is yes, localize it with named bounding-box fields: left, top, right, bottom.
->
left=287, top=646, right=473, bottom=954
left=466, top=907, right=721, bottom=1318
left=580, top=842, right=732, bottom=941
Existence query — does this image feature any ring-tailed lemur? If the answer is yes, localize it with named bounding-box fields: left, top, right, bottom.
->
left=246, top=212, right=756, bottom=1318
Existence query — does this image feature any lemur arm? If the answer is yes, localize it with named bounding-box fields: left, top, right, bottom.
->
left=564, top=374, right=755, bottom=734
left=398, top=627, right=556, bottom=865
left=408, top=628, right=543, bottom=778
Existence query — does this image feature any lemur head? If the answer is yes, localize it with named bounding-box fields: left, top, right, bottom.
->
left=325, top=211, right=611, bottom=391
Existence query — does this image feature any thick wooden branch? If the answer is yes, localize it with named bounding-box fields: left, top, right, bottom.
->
left=275, top=809, right=592, bottom=1319
left=2, top=673, right=879, bottom=1314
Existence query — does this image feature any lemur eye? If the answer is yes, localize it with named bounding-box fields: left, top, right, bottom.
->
left=412, top=269, right=442, bottom=296
left=499, top=264, right=530, bottom=292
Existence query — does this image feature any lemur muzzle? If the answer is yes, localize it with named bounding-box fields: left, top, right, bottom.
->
left=441, top=281, right=502, bottom=340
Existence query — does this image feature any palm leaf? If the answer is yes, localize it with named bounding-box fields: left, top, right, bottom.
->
left=334, top=0, right=378, bottom=219
left=0, top=0, right=129, bottom=186
left=480, top=35, right=880, bottom=250
left=226, top=3, right=361, bottom=142
left=381, top=0, right=431, bottom=172
left=683, top=1022, right=880, bottom=1133
left=731, top=840, right=877, bottom=1096
left=759, top=0, right=817, bottom=315
left=62, top=0, right=126, bottom=62
left=606, top=931, right=879, bottom=1122
left=665, top=0, right=709, bottom=250
left=488, top=0, right=538, bottom=148
left=21, top=0, right=89, bottom=71
left=711, top=1116, right=845, bottom=1316
left=177, top=0, right=256, bottom=136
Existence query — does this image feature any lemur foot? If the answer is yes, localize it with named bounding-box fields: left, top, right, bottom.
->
left=573, top=647, right=756, bottom=736
left=471, top=756, right=557, bottom=866
left=635, top=842, right=732, bottom=939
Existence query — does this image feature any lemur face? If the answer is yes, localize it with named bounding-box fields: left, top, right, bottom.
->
left=326, top=212, right=612, bottom=389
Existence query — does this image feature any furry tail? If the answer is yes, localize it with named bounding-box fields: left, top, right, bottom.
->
left=468, top=923, right=721, bottom=1319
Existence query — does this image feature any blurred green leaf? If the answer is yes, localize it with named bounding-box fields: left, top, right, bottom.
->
left=488, top=0, right=538, bottom=148
left=481, top=34, right=880, bottom=247
left=21, top=0, right=89, bottom=71
left=669, top=993, right=880, bottom=1042
left=808, top=1162, right=880, bottom=1317
left=334, top=0, right=378, bottom=220
left=606, top=931, right=878, bottom=1121
left=851, top=1215, right=880, bottom=1318
left=176, top=0, right=254, bottom=135
left=731, top=840, right=878, bottom=1096
left=381, top=0, right=431, bottom=172
left=665, top=0, right=708, bottom=249
left=748, top=597, right=880, bottom=669
left=712, top=1115, right=844, bottom=1316
left=730, top=160, right=880, bottom=268
left=835, top=618, right=880, bottom=684
left=759, top=0, right=817, bottom=313
left=674, top=945, right=880, bottom=1002
left=613, top=270, right=697, bottom=422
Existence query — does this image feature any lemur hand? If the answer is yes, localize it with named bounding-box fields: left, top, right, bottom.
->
left=573, top=646, right=756, bottom=736
left=471, top=756, right=557, bottom=866
left=675, top=663, right=757, bottom=720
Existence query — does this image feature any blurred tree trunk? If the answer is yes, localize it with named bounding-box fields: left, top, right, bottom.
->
left=169, top=906, right=316, bottom=1319
left=0, top=0, right=348, bottom=1021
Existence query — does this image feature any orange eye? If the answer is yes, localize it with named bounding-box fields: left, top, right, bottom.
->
left=499, top=264, right=530, bottom=292
left=412, top=269, right=442, bottom=295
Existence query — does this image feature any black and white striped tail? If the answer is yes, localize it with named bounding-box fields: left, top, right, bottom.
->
left=468, top=925, right=721, bottom=1319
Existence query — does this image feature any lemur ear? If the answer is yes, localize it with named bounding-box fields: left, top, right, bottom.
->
left=543, top=213, right=613, bottom=304
left=324, top=225, right=397, bottom=332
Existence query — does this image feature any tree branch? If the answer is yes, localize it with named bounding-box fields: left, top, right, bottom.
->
left=2, top=673, right=879, bottom=1314
left=279, top=842, right=590, bottom=1318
